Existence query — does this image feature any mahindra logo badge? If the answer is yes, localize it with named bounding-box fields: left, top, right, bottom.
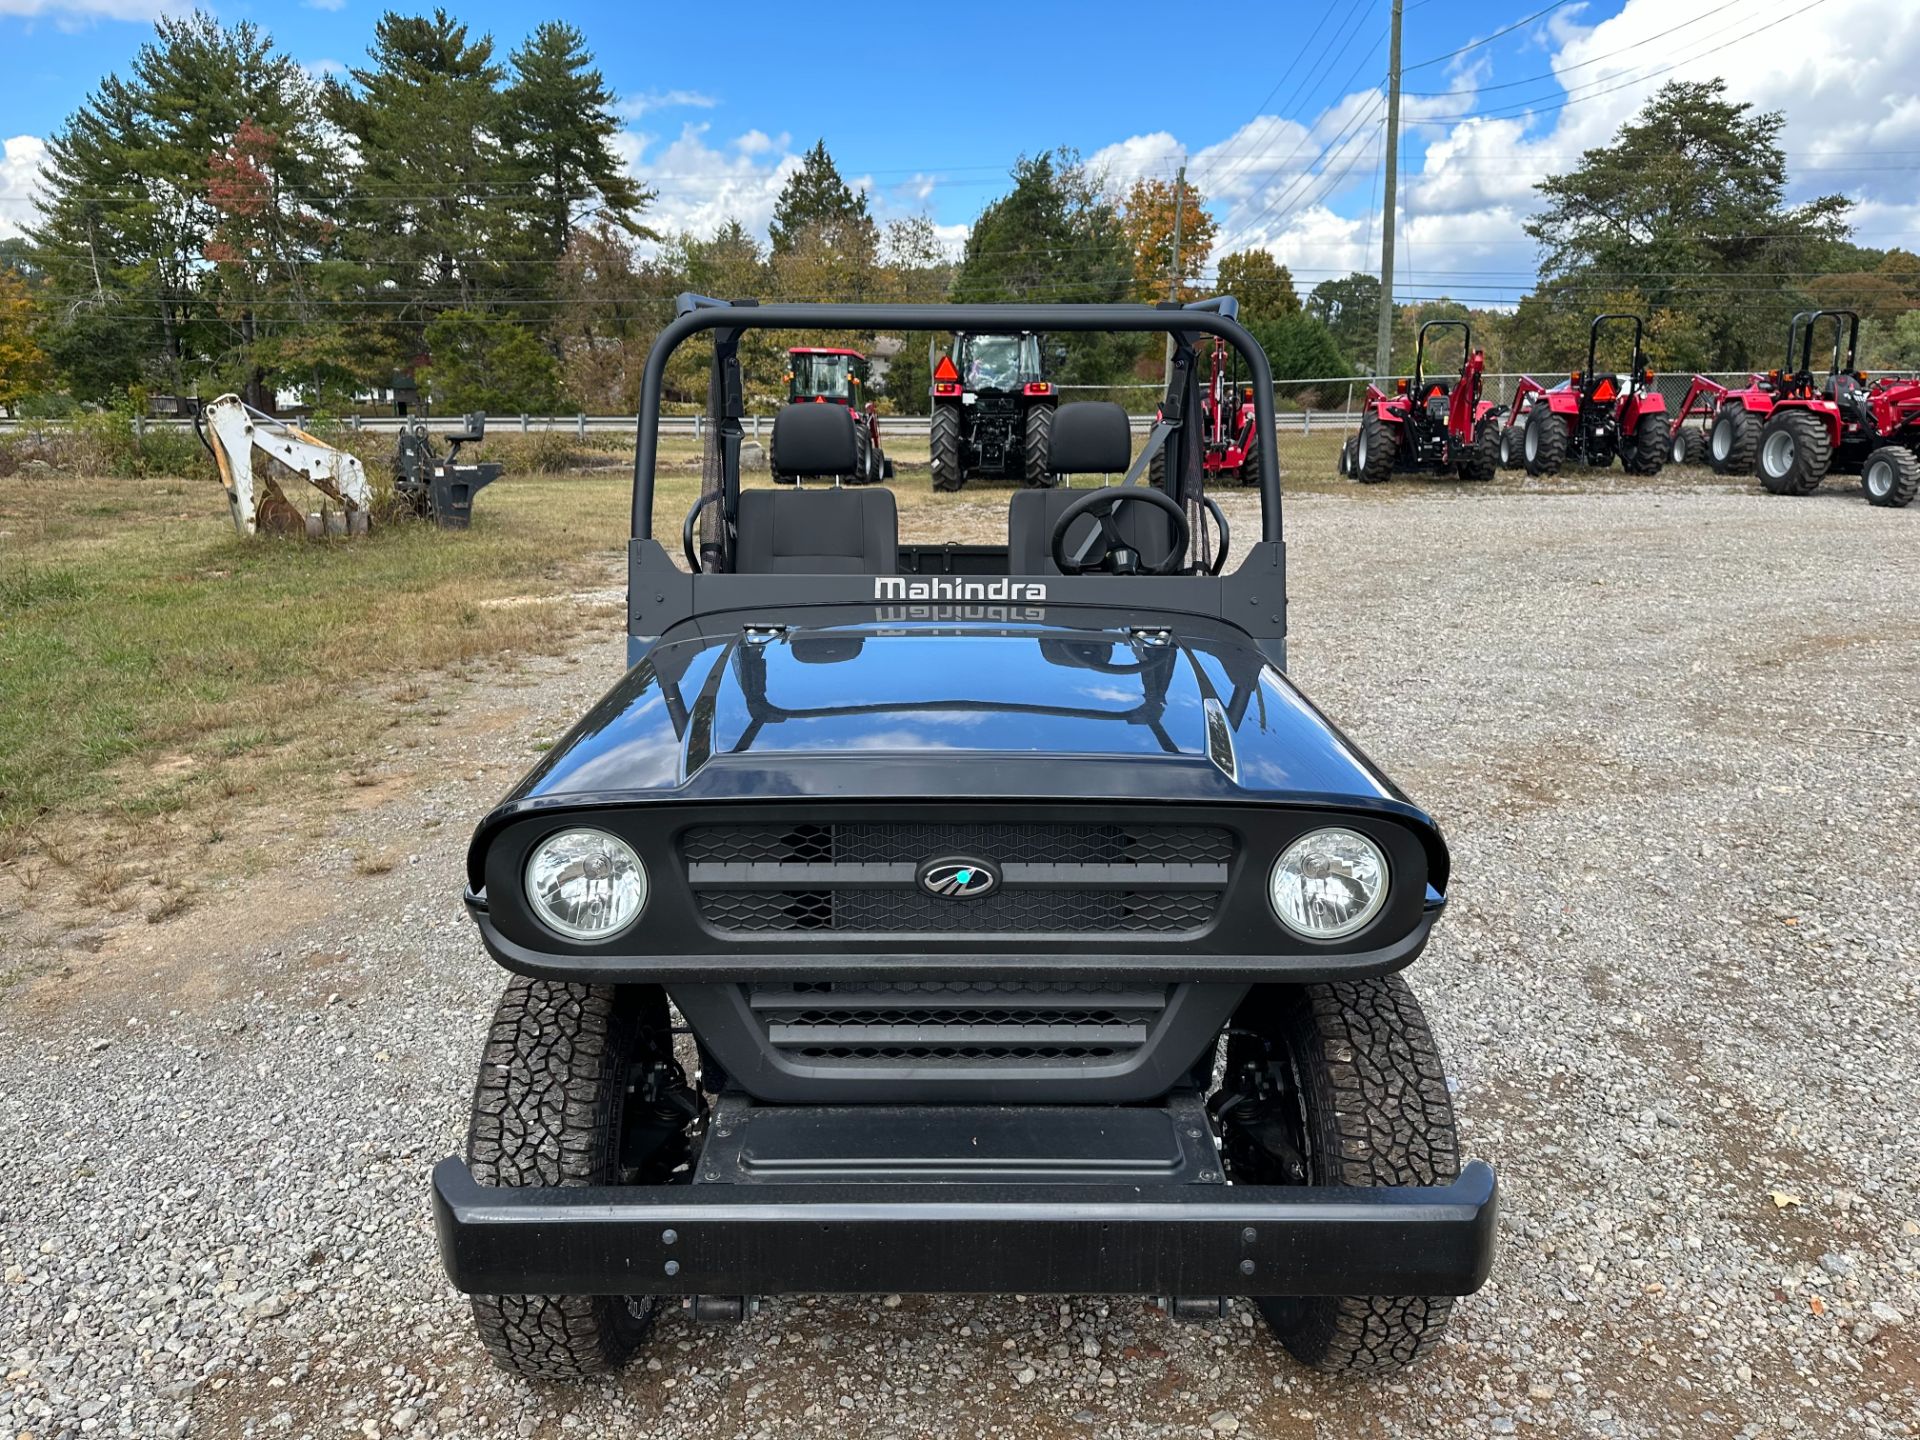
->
left=917, top=856, right=1000, bottom=900
left=874, top=577, right=1047, bottom=602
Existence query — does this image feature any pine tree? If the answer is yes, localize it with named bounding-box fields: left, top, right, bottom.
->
left=768, top=141, right=876, bottom=260
left=502, top=23, right=653, bottom=255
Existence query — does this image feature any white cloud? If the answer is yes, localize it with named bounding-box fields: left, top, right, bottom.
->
left=302, top=58, right=347, bottom=80
left=302, top=0, right=346, bottom=11
left=0, top=0, right=171, bottom=17
left=621, top=122, right=803, bottom=246
left=1085, top=131, right=1184, bottom=194
left=0, top=135, right=48, bottom=242
left=617, top=88, right=718, bottom=120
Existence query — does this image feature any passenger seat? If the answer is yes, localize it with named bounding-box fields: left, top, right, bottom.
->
left=734, top=406, right=898, bottom=574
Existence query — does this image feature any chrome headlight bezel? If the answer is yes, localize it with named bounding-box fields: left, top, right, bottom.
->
left=1268, top=826, right=1391, bottom=940
left=523, top=827, right=649, bottom=942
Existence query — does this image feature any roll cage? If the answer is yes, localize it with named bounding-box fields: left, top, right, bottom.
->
left=627, top=297, right=1289, bottom=669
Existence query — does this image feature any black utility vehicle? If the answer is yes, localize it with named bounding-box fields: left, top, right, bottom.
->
left=432, top=297, right=1498, bottom=1382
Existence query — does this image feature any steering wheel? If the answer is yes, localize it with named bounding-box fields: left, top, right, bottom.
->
left=1196, top=495, right=1230, bottom=576
left=1049, top=487, right=1190, bottom=576
left=682, top=492, right=731, bottom=573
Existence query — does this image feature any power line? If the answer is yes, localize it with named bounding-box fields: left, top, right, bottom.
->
left=1401, top=0, right=1579, bottom=74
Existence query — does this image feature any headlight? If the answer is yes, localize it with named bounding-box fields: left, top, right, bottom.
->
left=1269, top=827, right=1389, bottom=939
left=525, top=829, right=648, bottom=941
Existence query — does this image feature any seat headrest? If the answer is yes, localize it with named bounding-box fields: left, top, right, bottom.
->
left=771, top=403, right=859, bottom=477
left=1047, top=401, right=1132, bottom=474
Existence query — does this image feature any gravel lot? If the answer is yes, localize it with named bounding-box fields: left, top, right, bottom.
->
left=3, top=482, right=1917, bottom=1440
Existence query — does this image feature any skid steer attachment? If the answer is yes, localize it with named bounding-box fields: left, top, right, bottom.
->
left=198, top=395, right=372, bottom=537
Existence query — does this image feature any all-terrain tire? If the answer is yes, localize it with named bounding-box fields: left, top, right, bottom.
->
left=850, top=422, right=872, bottom=486
left=1523, top=407, right=1567, bottom=476
left=466, top=978, right=663, bottom=1380
left=1497, top=424, right=1523, bottom=471
left=1670, top=426, right=1706, bottom=467
left=929, top=403, right=964, bottom=491
left=1229, top=977, right=1461, bottom=1375
left=1862, top=445, right=1920, bottom=508
left=1024, top=403, right=1057, bottom=488
left=1459, top=417, right=1498, bottom=481
left=1757, top=409, right=1831, bottom=495
left=1708, top=403, right=1756, bottom=476
left=1623, top=413, right=1669, bottom=476
left=1238, top=430, right=1261, bottom=487
left=1338, top=437, right=1356, bottom=478
left=1356, top=414, right=1395, bottom=484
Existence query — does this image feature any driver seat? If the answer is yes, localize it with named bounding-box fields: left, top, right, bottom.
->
left=1008, top=402, right=1178, bottom=575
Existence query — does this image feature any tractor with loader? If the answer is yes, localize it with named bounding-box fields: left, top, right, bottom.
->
left=928, top=331, right=1057, bottom=491
left=1341, top=320, right=1499, bottom=483
left=1668, top=309, right=1920, bottom=506
left=1496, top=314, right=1668, bottom=477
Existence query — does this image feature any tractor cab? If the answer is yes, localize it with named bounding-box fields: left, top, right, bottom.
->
left=787, top=347, right=871, bottom=407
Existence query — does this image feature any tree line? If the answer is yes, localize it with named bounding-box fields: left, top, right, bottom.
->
left=1, top=19, right=1914, bottom=421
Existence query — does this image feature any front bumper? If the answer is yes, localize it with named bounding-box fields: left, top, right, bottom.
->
left=431, top=1156, right=1498, bottom=1299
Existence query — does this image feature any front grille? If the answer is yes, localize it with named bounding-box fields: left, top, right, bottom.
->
left=747, top=980, right=1171, bottom=1062
left=683, top=821, right=1232, bottom=938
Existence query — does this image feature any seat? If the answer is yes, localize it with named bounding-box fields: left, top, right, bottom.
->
left=734, top=406, right=897, bottom=574
left=1008, top=401, right=1177, bottom=575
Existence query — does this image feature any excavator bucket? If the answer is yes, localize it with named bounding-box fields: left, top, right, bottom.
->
left=200, top=395, right=373, bottom=538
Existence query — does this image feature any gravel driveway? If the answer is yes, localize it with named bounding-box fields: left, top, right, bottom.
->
left=3, top=484, right=1916, bottom=1440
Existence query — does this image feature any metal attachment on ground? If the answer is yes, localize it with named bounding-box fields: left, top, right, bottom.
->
left=392, top=414, right=504, bottom=529
left=1167, top=1297, right=1229, bottom=1322
left=689, top=1295, right=749, bottom=1324
left=197, top=394, right=372, bottom=538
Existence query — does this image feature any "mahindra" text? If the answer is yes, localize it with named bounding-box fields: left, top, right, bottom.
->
left=873, top=577, right=1048, bottom=602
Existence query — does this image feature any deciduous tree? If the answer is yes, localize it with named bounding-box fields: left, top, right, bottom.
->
left=1216, top=249, right=1299, bottom=325
left=1119, top=176, right=1217, bottom=304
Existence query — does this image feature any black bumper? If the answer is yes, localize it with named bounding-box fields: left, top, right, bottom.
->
left=431, top=1156, right=1499, bottom=1299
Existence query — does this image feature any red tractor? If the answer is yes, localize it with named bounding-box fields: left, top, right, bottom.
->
left=1342, top=320, right=1499, bottom=483
left=1668, top=310, right=1920, bottom=505
left=1151, top=337, right=1262, bottom=488
left=1496, top=314, right=1669, bottom=477
left=774, top=346, right=890, bottom=484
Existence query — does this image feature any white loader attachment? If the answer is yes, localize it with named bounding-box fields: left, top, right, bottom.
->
left=201, top=394, right=373, bottom=537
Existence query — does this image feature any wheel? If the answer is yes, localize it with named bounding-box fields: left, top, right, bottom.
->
left=1496, top=425, right=1522, bottom=471
left=1670, top=426, right=1705, bottom=467
left=1458, top=416, right=1498, bottom=481
left=1757, top=409, right=1830, bottom=495
left=1522, top=407, right=1567, bottom=476
left=1356, top=413, right=1395, bottom=484
left=1862, top=445, right=1920, bottom=507
left=929, top=403, right=963, bottom=491
left=1708, top=402, right=1756, bottom=476
left=466, top=977, right=697, bottom=1380
left=1238, top=430, right=1261, bottom=487
left=850, top=422, right=872, bottom=486
left=1023, top=403, right=1056, bottom=488
left=1213, top=977, right=1460, bottom=1375
left=1623, top=413, right=1669, bottom=476
left=1338, top=437, right=1355, bottom=478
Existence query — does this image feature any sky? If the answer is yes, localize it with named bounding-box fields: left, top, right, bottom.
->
left=4, top=0, right=1920, bottom=304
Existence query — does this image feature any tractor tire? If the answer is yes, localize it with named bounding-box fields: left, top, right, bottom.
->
left=1024, top=404, right=1057, bottom=488
left=1497, top=425, right=1523, bottom=471
left=1523, top=408, right=1567, bottom=476
left=929, top=404, right=964, bottom=492
left=1670, top=426, right=1705, bottom=468
left=1356, top=414, right=1395, bottom=484
left=1757, top=409, right=1830, bottom=496
left=1862, top=445, right=1920, bottom=508
left=466, top=978, right=673, bottom=1380
left=1220, top=977, right=1461, bottom=1375
left=850, top=423, right=872, bottom=486
left=1338, top=437, right=1356, bottom=478
left=1623, top=414, right=1669, bottom=476
left=1459, top=417, right=1498, bottom=481
left=1239, top=431, right=1261, bottom=487
left=1708, top=403, right=1756, bottom=476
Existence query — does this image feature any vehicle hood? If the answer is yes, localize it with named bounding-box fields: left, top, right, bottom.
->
left=492, top=615, right=1417, bottom=813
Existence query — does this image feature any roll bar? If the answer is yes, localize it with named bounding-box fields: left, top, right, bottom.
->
left=630, top=297, right=1283, bottom=544
left=1413, top=320, right=1471, bottom=392
left=1786, top=310, right=1859, bottom=379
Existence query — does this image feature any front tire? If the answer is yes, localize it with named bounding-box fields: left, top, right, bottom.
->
left=850, top=422, right=872, bottom=486
left=1523, top=407, right=1567, bottom=476
left=1623, top=413, right=1669, bottom=476
left=1862, top=445, right=1920, bottom=507
left=1356, top=413, right=1395, bottom=484
left=1238, top=429, right=1261, bottom=487
left=930, top=403, right=963, bottom=491
left=1023, top=403, right=1056, bottom=488
left=1217, top=977, right=1461, bottom=1375
left=1709, top=402, right=1756, bottom=475
left=1497, top=425, right=1522, bottom=470
left=466, top=978, right=677, bottom=1380
left=1757, top=409, right=1830, bottom=495
left=1458, top=416, right=1498, bottom=481
left=1670, top=426, right=1705, bottom=467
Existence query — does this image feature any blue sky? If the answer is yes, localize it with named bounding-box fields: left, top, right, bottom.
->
left=4, top=0, right=1916, bottom=300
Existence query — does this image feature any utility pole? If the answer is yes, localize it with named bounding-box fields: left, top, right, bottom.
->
left=1168, top=163, right=1187, bottom=302
left=1373, top=0, right=1403, bottom=380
